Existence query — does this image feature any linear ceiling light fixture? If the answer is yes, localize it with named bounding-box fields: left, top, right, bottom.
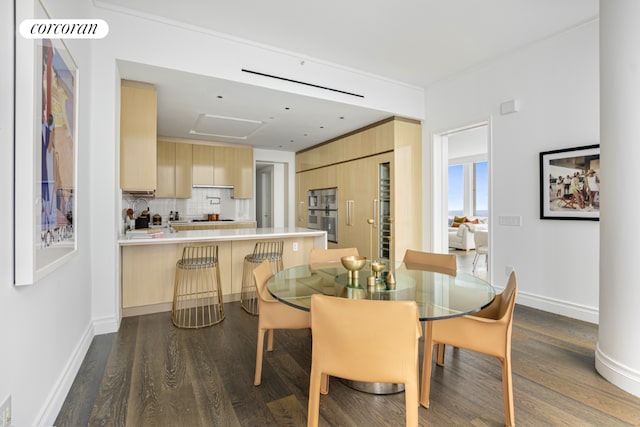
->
left=241, top=68, right=364, bottom=98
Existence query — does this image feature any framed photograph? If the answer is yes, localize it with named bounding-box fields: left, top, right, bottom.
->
left=14, top=0, right=78, bottom=285
left=540, top=144, right=600, bottom=221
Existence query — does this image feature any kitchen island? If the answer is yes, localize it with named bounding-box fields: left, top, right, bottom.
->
left=119, top=227, right=326, bottom=316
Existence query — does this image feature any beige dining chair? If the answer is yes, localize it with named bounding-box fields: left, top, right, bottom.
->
left=308, top=247, right=359, bottom=267
left=253, top=260, right=310, bottom=386
left=422, top=271, right=518, bottom=427
left=307, top=294, right=422, bottom=427
left=402, top=249, right=457, bottom=275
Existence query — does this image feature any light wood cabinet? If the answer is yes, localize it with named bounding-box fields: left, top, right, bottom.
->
left=295, top=117, right=421, bottom=260
left=192, top=144, right=215, bottom=186
left=191, top=144, right=253, bottom=198
left=171, top=221, right=256, bottom=231
left=233, top=146, right=253, bottom=199
left=295, top=165, right=339, bottom=228
left=214, top=146, right=234, bottom=187
left=175, top=143, right=193, bottom=198
left=338, top=153, right=392, bottom=256
left=120, top=80, right=157, bottom=191
left=156, top=140, right=192, bottom=198
left=156, top=140, right=175, bottom=197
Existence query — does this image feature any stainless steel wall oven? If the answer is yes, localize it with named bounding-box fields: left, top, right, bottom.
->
left=307, top=188, right=338, bottom=243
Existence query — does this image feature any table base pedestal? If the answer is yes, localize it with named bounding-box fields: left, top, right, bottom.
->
left=340, top=379, right=405, bottom=394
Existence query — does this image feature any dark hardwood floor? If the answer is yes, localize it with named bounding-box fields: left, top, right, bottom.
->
left=55, top=297, right=640, bottom=426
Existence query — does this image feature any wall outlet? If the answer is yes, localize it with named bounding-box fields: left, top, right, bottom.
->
left=292, top=242, right=299, bottom=252
left=0, top=395, right=11, bottom=427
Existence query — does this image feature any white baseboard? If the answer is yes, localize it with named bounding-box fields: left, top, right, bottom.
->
left=595, top=343, right=640, bottom=398
left=517, top=290, right=598, bottom=324
left=93, top=314, right=120, bottom=335
left=34, top=322, right=95, bottom=427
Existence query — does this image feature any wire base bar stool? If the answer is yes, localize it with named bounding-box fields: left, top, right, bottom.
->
left=172, top=245, right=224, bottom=328
left=240, top=241, right=284, bottom=315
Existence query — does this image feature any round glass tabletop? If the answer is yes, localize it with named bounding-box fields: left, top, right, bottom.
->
left=266, top=261, right=496, bottom=321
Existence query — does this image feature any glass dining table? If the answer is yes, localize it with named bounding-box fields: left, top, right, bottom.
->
left=266, top=261, right=496, bottom=320
left=266, top=260, right=496, bottom=394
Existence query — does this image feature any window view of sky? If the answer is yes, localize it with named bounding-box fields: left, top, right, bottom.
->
left=448, top=161, right=488, bottom=216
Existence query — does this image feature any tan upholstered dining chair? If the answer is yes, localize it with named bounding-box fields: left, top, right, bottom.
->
left=402, top=249, right=457, bottom=274
left=308, top=247, right=359, bottom=266
left=253, top=260, right=310, bottom=386
left=307, top=294, right=422, bottom=427
left=422, top=271, right=519, bottom=427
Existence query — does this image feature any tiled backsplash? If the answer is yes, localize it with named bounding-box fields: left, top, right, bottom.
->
left=123, top=187, right=251, bottom=225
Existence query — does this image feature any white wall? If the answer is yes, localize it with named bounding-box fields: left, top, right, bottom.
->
left=424, top=20, right=600, bottom=322
left=2, top=0, right=94, bottom=425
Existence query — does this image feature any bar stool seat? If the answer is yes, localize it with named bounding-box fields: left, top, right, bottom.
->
left=172, top=245, right=224, bottom=328
left=240, top=241, right=284, bottom=315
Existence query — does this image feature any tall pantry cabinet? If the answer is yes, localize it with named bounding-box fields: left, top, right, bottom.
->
left=295, top=117, right=422, bottom=261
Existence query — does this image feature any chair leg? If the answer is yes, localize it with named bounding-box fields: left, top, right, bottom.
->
left=320, top=373, right=329, bottom=395
left=436, top=343, right=445, bottom=366
left=307, top=366, right=322, bottom=427
left=254, top=328, right=265, bottom=386
left=420, top=321, right=434, bottom=408
left=501, top=355, right=515, bottom=427
left=405, top=379, right=419, bottom=427
left=267, top=329, right=274, bottom=352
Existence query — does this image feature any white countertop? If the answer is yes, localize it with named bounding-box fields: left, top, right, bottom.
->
left=119, top=227, right=327, bottom=246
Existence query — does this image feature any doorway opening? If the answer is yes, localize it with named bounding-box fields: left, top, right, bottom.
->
left=433, top=121, right=491, bottom=278
left=256, top=161, right=288, bottom=228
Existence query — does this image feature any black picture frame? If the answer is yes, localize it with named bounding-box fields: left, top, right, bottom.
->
left=540, top=144, right=600, bottom=221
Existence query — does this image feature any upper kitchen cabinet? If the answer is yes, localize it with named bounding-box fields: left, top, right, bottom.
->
left=233, top=146, right=253, bottom=199
left=192, top=144, right=234, bottom=187
left=191, top=143, right=253, bottom=198
left=192, top=144, right=215, bottom=186
left=156, top=140, right=192, bottom=198
left=214, top=146, right=234, bottom=187
left=120, top=80, right=157, bottom=192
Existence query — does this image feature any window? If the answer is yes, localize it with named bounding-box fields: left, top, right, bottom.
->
left=448, top=161, right=488, bottom=218
left=448, top=164, right=464, bottom=217
left=474, top=161, right=488, bottom=217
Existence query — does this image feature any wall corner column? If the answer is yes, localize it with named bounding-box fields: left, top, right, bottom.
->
left=597, top=0, right=640, bottom=397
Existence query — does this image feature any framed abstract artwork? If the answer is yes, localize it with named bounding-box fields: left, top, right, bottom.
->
left=539, top=144, right=600, bottom=221
left=15, top=0, right=78, bottom=285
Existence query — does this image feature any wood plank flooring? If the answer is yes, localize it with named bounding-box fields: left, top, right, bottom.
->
left=55, top=298, right=640, bottom=426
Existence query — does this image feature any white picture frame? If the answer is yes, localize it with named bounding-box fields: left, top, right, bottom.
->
left=14, top=0, right=79, bottom=285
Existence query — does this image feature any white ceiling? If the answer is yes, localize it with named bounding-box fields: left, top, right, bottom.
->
left=106, top=0, right=599, bottom=152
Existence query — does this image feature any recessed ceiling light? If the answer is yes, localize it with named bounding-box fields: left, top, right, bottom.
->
left=285, top=107, right=290, bottom=110
left=217, top=95, right=223, bottom=99
left=320, top=126, right=324, bottom=129
left=339, top=116, right=345, bottom=119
